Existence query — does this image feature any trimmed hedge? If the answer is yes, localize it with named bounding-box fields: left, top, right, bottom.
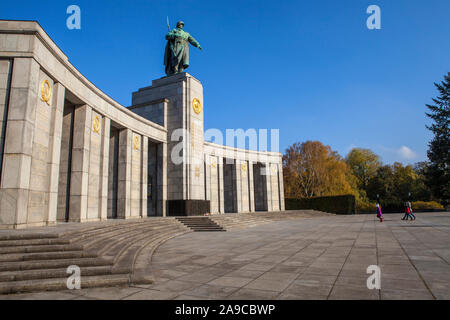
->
left=358, top=200, right=445, bottom=214
left=411, top=201, right=444, bottom=210
left=285, top=195, right=356, bottom=215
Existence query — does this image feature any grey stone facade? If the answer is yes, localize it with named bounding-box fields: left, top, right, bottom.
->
left=0, top=20, right=284, bottom=229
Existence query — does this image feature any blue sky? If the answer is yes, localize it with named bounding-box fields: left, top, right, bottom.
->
left=2, top=0, right=449, bottom=164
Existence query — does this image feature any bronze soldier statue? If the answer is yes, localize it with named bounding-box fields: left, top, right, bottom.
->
left=164, top=21, right=202, bottom=76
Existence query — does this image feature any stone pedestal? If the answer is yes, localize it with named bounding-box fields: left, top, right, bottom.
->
left=132, top=73, right=208, bottom=215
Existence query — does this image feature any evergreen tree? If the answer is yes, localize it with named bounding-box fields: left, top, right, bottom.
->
left=425, top=72, right=450, bottom=204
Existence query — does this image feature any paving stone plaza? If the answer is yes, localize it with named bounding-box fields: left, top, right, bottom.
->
left=1, top=212, right=449, bottom=300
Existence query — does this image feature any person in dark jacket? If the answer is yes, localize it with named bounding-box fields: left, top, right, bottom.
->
left=402, top=202, right=413, bottom=220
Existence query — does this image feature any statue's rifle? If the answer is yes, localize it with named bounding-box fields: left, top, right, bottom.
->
left=166, top=16, right=174, bottom=54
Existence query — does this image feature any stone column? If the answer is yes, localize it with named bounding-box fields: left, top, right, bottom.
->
left=278, top=159, right=285, bottom=211
left=265, top=163, right=273, bottom=212
left=69, top=104, right=92, bottom=222
left=141, top=136, right=148, bottom=218
left=209, top=156, right=220, bottom=213
left=271, top=163, right=280, bottom=211
left=204, top=154, right=211, bottom=202
left=130, top=133, right=142, bottom=218
left=157, top=142, right=167, bottom=217
left=0, top=58, right=39, bottom=228
left=45, top=82, right=65, bottom=225
left=118, top=128, right=131, bottom=219
left=248, top=161, right=255, bottom=212
left=218, top=158, right=225, bottom=213
left=99, top=117, right=110, bottom=221
left=234, top=159, right=242, bottom=213
left=240, top=160, right=250, bottom=213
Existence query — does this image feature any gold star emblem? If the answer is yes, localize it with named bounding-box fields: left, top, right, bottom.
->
left=93, top=116, right=101, bottom=133
left=133, top=135, right=140, bottom=150
left=40, top=80, right=51, bottom=105
left=195, top=166, right=201, bottom=178
left=192, top=98, right=202, bottom=114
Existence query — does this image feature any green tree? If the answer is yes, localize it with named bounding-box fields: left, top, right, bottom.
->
left=391, top=162, right=417, bottom=202
left=346, top=148, right=381, bottom=193
left=367, top=165, right=395, bottom=204
left=412, top=162, right=433, bottom=201
left=425, top=72, right=450, bottom=204
left=367, top=162, right=433, bottom=207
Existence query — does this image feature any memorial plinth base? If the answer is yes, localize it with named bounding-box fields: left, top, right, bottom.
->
left=168, top=200, right=211, bottom=216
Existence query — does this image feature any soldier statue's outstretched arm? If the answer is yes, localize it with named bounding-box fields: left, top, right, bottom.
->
left=188, top=35, right=202, bottom=50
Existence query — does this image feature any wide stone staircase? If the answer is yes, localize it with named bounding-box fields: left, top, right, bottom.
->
left=175, top=217, right=226, bottom=232
left=0, top=210, right=332, bottom=295
left=210, top=210, right=332, bottom=230
left=0, top=218, right=190, bottom=294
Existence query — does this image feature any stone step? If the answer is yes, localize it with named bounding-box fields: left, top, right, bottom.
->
left=209, top=217, right=269, bottom=230
left=0, top=274, right=133, bottom=295
left=84, top=225, right=186, bottom=255
left=66, top=220, right=159, bottom=242
left=0, top=244, right=84, bottom=254
left=98, top=225, right=187, bottom=259
left=0, top=250, right=97, bottom=263
left=73, top=221, right=179, bottom=249
left=112, top=231, right=177, bottom=271
left=176, top=218, right=213, bottom=220
left=0, top=265, right=121, bottom=282
left=0, top=219, right=197, bottom=295
left=0, top=257, right=113, bottom=272
left=184, top=225, right=224, bottom=228
left=176, top=217, right=226, bottom=232
left=178, top=223, right=220, bottom=227
left=130, top=230, right=191, bottom=282
left=0, top=233, right=59, bottom=241
left=0, top=238, right=71, bottom=248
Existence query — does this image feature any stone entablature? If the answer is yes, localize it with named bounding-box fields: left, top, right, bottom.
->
left=203, top=141, right=282, bottom=164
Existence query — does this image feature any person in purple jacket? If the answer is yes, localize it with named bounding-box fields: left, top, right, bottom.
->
left=376, top=203, right=383, bottom=223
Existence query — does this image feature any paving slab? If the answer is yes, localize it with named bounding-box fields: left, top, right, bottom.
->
left=181, top=284, right=238, bottom=299
left=124, top=289, right=178, bottom=300
left=226, top=288, right=279, bottom=300
left=207, top=276, right=254, bottom=288
left=74, top=286, right=142, bottom=300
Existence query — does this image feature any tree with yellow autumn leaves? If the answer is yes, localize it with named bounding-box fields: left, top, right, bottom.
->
left=283, top=141, right=357, bottom=198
